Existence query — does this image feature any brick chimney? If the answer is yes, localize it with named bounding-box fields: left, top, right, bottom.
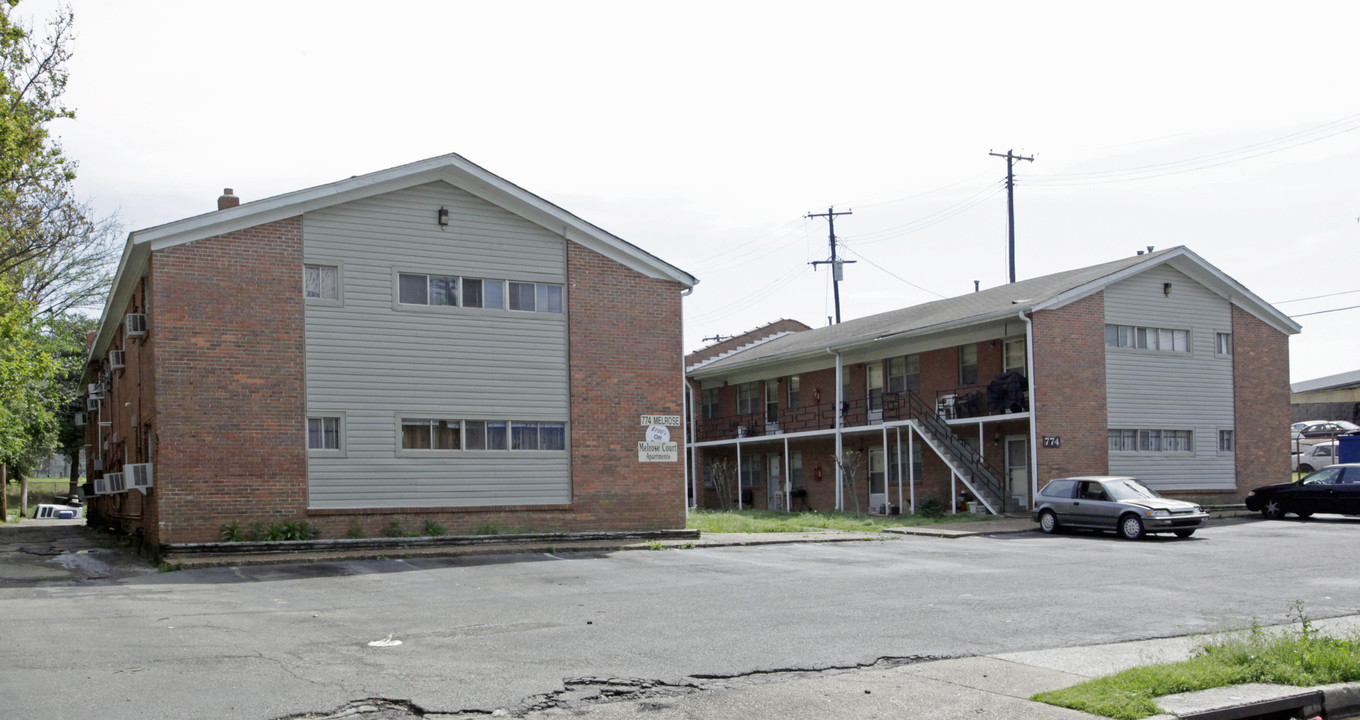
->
left=217, top=188, right=239, bottom=211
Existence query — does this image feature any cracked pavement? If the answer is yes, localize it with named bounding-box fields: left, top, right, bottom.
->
left=3, top=515, right=1359, bottom=718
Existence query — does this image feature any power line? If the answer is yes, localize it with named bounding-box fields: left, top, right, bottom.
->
left=1026, top=112, right=1360, bottom=187
left=1273, top=288, right=1360, bottom=305
left=840, top=245, right=947, bottom=299
left=1289, top=304, right=1360, bottom=319
left=849, top=180, right=1006, bottom=245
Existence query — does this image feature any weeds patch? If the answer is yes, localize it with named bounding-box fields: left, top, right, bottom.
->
left=1033, top=603, right=1360, bottom=720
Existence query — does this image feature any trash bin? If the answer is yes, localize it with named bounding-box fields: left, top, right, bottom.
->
left=1339, top=432, right=1360, bottom=464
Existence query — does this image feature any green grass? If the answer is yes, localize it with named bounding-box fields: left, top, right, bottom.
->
left=3, top=478, right=77, bottom=521
left=685, top=507, right=993, bottom=534
left=1033, top=609, right=1360, bottom=720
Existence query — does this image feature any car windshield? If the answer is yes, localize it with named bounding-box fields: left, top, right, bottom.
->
left=1103, top=479, right=1162, bottom=501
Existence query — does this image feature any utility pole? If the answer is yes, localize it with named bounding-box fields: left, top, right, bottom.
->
left=807, top=206, right=856, bottom=323
left=989, top=149, right=1034, bottom=283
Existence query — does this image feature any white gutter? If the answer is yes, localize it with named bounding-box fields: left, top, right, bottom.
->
left=1020, top=311, right=1039, bottom=510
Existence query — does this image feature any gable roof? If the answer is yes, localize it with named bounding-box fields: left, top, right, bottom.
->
left=685, top=319, right=812, bottom=372
left=1292, top=369, right=1360, bottom=394
left=690, top=246, right=1299, bottom=377
left=89, top=153, right=697, bottom=362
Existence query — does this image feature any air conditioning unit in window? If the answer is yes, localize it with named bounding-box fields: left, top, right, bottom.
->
left=125, top=313, right=148, bottom=339
left=86, top=397, right=100, bottom=412
left=88, top=382, right=104, bottom=400
left=127, top=463, right=153, bottom=493
left=106, top=472, right=126, bottom=493
left=110, top=350, right=125, bottom=370
left=73, top=412, right=87, bottom=427
left=92, top=477, right=109, bottom=495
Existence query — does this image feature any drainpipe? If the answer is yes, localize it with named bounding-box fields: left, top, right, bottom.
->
left=828, top=348, right=844, bottom=511
left=1019, top=311, right=1040, bottom=509
left=684, top=378, right=695, bottom=512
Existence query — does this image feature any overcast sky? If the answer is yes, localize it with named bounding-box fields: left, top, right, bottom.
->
left=23, top=0, right=1360, bottom=383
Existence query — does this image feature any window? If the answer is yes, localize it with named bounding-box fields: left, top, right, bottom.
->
left=1105, top=324, right=1189, bottom=353
left=308, top=417, right=341, bottom=450
left=1109, top=428, right=1193, bottom=452
left=1219, top=429, right=1234, bottom=452
left=1216, top=332, right=1233, bottom=356
left=887, top=355, right=920, bottom=394
left=511, top=421, right=539, bottom=450
left=505, top=281, right=563, bottom=313
left=736, top=382, right=759, bottom=415
left=304, top=265, right=338, bottom=300
left=788, top=375, right=800, bottom=409
left=790, top=451, right=803, bottom=487
left=701, top=388, right=720, bottom=420
left=1004, top=337, right=1026, bottom=374
left=399, top=273, right=430, bottom=305
left=402, top=419, right=461, bottom=449
left=867, top=363, right=884, bottom=412
left=463, top=278, right=505, bottom=310
left=400, top=273, right=556, bottom=313
left=764, top=381, right=779, bottom=422
left=959, top=344, right=978, bottom=386
left=739, top=454, right=762, bottom=488
left=509, top=421, right=566, bottom=450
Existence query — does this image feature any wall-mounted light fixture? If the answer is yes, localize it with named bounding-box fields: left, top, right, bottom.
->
left=1163, top=282, right=1172, bottom=297
left=437, top=207, right=450, bottom=226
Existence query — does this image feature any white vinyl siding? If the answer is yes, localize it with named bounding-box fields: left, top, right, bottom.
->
left=1103, top=265, right=1235, bottom=490
left=303, top=181, right=570, bottom=509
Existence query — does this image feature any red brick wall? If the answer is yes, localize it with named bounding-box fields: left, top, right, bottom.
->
left=1233, top=305, right=1291, bottom=493
left=151, top=217, right=308, bottom=544
left=566, top=242, right=687, bottom=530
left=1032, top=292, right=1109, bottom=484
left=86, top=278, right=159, bottom=535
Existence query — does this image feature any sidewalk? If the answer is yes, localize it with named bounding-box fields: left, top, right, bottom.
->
left=521, top=616, right=1360, bottom=720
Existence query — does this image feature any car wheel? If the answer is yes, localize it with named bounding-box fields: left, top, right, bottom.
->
left=1119, top=514, right=1145, bottom=540
left=1174, top=529, right=1195, bottom=539
left=1038, top=509, right=1060, bottom=534
left=1262, top=500, right=1286, bottom=520
left=1299, top=464, right=1314, bottom=474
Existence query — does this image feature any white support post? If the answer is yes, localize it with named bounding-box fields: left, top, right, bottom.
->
left=951, top=469, right=958, bottom=514
left=895, top=427, right=903, bottom=516
left=783, top=436, right=791, bottom=512
left=736, top=442, right=743, bottom=510
left=908, top=426, right=916, bottom=514
left=833, top=351, right=844, bottom=511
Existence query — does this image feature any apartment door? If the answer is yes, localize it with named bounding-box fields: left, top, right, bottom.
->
left=764, top=381, right=780, bottom=434
left=867, top=364, right=884, bottom=424
left=1005, top=435, right=1029, bottom=509
left=868, top=447, right=887, bottom=513
left=766, top=455, right=783, bottom=510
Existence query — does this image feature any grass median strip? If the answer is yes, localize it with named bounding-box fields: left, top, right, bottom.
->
left=685, top=507, right=993, bottom=534
left=1032, top=607, right=1360, bottom=720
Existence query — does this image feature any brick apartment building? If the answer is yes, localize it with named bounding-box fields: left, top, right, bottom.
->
left=685, top=247, right=1298, bottom=515
left=79, top=153, right=696, bottom=546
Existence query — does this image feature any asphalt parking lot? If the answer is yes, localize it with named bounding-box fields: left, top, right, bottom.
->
left=2, top=513, right=1358, bottom=719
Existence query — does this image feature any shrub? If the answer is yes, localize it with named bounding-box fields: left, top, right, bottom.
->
left=917, top=496, right=945, bottom=518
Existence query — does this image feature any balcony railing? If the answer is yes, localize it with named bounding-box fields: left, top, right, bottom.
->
left=696, top=387, right=1028, bottom=444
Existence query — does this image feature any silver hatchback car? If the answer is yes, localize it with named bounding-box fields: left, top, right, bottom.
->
left=1032, top=476, right=1208, bottom=540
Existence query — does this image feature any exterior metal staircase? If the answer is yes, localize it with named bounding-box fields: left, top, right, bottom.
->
left=896, top=391, right=1009, bottom=515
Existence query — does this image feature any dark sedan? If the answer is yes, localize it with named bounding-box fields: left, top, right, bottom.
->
left=1032, top=476, right=1208, bottom=540
left=1245, top=463, right=1360, bottom=519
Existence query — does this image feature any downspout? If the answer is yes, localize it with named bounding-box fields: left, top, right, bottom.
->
left=684, top=378, right=695, bottom=512
left=1019, top=311, right=1039, bottom=510
left=828, top=348, right=844, bottom=510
